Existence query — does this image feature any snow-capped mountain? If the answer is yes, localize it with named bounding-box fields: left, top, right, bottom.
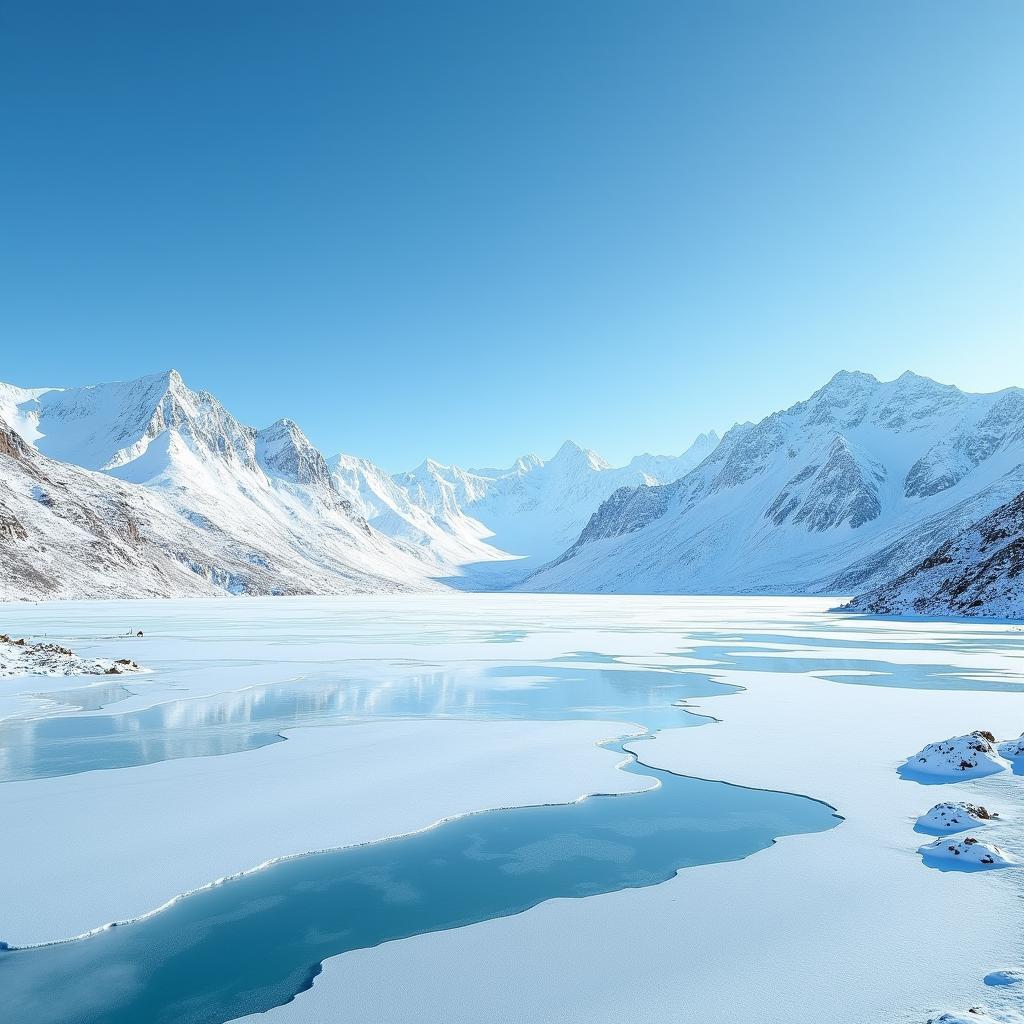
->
left=1, top=414, right=285, bottom=599
left=0, top=371, right=446, bottom=599
left=386, top=432, right=720, bottom=580
left=328, top=453, right=510, bottom=569
left=1, top=368, right=721, bottom=599
left=522, top=372, right=1024, bottom=596
left=845, top=489, right=1024, bottom=618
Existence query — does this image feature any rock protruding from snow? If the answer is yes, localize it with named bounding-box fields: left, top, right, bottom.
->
left=846, top=489, right=1024, bottom=618
left=915, top=802, right=998, bottom=835
left=900, top=732, right=1008, bottom=781
left=926, top=1012, right=1023, bottom=1024
left=998, top=734, right=1024, bottom=760
left=255, top=419, right=334, bottom=493
left=918, top=836, right=1018, bottom=870
left=0, top=635, right=145, bottom=678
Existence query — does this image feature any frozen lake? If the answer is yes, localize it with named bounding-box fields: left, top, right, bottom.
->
left=1, top=595, right=1023, bottom=1023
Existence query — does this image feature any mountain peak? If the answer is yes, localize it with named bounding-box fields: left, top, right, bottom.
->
left=137, top=368, right=186, bottom=393
left=821, top=369, right=880, bottom=392
left=549, top=440, right=609, bottom=471
left=256, top=417, right=332, bottom=490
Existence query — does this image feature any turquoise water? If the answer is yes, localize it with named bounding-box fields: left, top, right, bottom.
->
left=0, top=661, right=737, bottom=782
left=0, top=730, right=839, bottom=1024
left=0, top=652, right=839, bottom=1024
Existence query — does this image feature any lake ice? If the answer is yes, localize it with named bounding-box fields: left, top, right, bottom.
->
left=1, top=595, right=1023, bottom=1023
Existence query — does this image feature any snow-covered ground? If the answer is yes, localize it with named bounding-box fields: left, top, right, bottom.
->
left=3, top=595, right=1024, bottom=1024
left=0, top=633, right=143, bottom=679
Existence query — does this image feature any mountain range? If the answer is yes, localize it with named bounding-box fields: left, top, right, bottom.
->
left=0, top=369, right=716, bottom=599
left=0, top=368, right=1021, bottom=616
left=521, top=371, right=1024, bottom=604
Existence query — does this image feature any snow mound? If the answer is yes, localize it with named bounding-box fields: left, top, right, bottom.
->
left=926, top=1010, right=1024, bottom=1024
left=901, top=732, right=1008, bottom=781
left=918, top=836, right=1018, bottom=870
left=984, top=970, right=1024, bottom=987
left=915, top=802, right=998, bottom=835
left=0, top=634, right=145, bottom=678
left=998, top=734, right=1024, bottom=760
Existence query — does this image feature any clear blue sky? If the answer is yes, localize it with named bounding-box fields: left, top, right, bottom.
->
left=2, top=1, right=1022, bottom=471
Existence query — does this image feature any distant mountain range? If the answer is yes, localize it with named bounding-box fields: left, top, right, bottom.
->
left=520, top=371, right=1024, bottom=608
left=0, top=369, right=716, bottom=599
left=1, top=368, right=1021, bottom=616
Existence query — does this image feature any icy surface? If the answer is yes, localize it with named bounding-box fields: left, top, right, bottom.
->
left=216, top=596, right=1024, bottom=1024
left=5, top=596, right=1024, bottom=1024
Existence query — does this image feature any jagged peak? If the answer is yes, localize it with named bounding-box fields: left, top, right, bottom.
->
left=811, top=369, right=881, bottom=400
left=258, top=417, right=302, bottom=437
left=512, top=453, right=544, bottom=473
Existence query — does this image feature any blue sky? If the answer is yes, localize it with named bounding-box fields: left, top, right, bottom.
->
left=2, top=1, right=1021, bottom=471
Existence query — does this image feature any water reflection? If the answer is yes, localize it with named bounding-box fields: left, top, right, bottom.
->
left=0, top=661, right=737, bottom=782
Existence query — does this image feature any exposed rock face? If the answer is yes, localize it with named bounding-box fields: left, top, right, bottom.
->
left=255, top=418, right=334, bottom=492
left=847, top=490, right=1024, bottom=618
left=766, top=435, right=884, bottom=532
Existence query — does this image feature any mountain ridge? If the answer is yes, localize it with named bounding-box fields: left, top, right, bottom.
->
left=521, top=372, right=1024, bottom=598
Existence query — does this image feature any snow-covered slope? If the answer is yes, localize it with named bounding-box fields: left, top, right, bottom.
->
left=2, top=368, right=719, bottom=597
left=846, top=489, right=1024, bottom=618
left=1, top=372, right=445, bottom=598
left=328, top=453, right=510, bottom=569
left=390, top=431, right=720, bottom=578
left=522, top=372, right=1024, bottom=595
left=1, top=415, right=253, bottom=599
